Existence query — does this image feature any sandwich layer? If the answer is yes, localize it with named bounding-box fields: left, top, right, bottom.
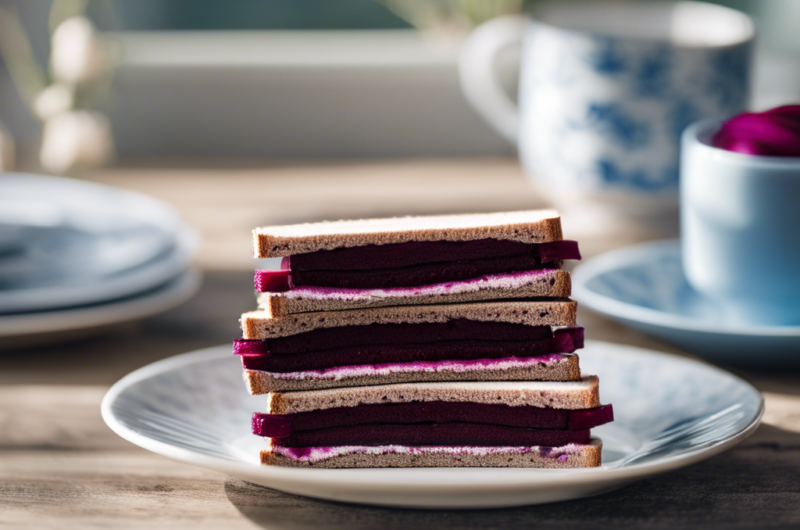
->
left=253, top=403, right=614, bottom=437
left=235, top=319, right=557, bottom=354
left=244, top=354, right=581, bottom=393
left=260, top=440, right=603, bottom=468
left=267, top=423, right=591, bottom=448
left=236, top=327, right=583, bottom=372
left=268, top=376, right=600, bottom=414
left=258, top=269, right=570, bottom=316
left=254, top=210, right=562, bottom=258
left=287, top=239, right=579, bottom=271
left=241, top=300, right=577, bottom=340
left=257, top=257, right=563, bottom=291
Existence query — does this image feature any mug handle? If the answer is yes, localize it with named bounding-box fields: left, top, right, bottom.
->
left=458, top=15, right=526, bottom=144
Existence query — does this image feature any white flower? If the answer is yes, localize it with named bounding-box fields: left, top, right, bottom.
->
left=50, top=17, right=108, bottom=85
left=34, top=84, right=74, bottom=121
left=40, top=110, right=114, bottom=173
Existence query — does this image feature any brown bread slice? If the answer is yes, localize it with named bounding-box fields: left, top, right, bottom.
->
left=258, top=270, right=571, bottom=316
left=244, top=354, right=581, bottom=394
left=267, top=375, right=599, bottom=414
left=254, top=210, right=562, bottom=258
left=260, top=439, right=602, bottom=468
left=241, top=299, right=577, bottom=340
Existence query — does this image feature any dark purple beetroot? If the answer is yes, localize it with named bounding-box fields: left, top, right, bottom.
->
left=239, top=330, right=582, bottom=372
left=268, top=423, right=591, bottom=448
left=255, top=270, right=291, bottom=292
left=287, top=239, right=581, bottom=271
left=253, top=403, right=613, bottom=437
left=234, top=319, right=560, bottom=355
left=288, top=256, right=561, bottom=289
left=254, top=261, right=566, bottom=292
left=568, top=403, right=615, bottom=430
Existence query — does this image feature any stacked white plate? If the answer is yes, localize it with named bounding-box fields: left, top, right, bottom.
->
left=0, top=173, right=201, bottom=347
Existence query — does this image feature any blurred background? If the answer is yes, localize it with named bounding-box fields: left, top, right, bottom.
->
left=2, top=0, right=799, bottom=163
left=0, top=0, right=799, bottom=351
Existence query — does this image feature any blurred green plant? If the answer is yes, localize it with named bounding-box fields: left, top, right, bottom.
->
left=377, top=0, right=532, bottom=33
left=0, top=0, right=114, bottom=174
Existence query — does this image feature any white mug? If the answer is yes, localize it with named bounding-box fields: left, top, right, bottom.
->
left=682, top=119, right=800, bottom=326
left=459, top=1, right=754, bottom=218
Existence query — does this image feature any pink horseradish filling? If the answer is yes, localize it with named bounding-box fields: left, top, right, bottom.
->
left=271, top=443, right=589, bottom=463
left=246, top=353, right=571, bottom=381
left=238, top=328, right=583, bottom=372
left=269, top=268, right=562, bottom=302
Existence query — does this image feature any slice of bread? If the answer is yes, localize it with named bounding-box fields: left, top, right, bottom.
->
left=258, top=270, right=571, bottom=316
left=260, top=439, right=602, bottom=468
left=254, top=210, right=562, bottom=258
left=244, top=354, right=581, bottom=394
left=267, top=375, right=599, bottom=414
left=241, top=299, right=577, bottom=340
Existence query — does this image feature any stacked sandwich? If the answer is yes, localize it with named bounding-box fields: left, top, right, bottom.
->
left=236, top=211, right=612, bottom=468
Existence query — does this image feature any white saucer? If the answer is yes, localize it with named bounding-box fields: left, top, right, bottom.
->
left=573, top=240, right=800, bottom=367
left=0, top=268, right=201, bottom=348
left=0, top=173, right=199, bottom=313
left=102, top=341, right=762, bottom=509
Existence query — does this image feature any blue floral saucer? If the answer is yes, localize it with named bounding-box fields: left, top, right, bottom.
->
left=572, top=240, right=800, bottom=367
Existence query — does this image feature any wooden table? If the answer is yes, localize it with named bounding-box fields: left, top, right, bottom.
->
left=2, top=159, right=799, bottom=529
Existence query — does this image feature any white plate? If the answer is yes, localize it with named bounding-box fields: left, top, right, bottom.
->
left=0, top=268, right=201, bottom=347
left=572, top=240, right=800, bottom=367
left=0, top=173, right=199, bottom=313
left=102, top=341, right=763, bottom=509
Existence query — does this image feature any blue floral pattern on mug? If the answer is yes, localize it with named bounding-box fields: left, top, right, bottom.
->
left=585, top=104, right=651, bottom=150
left=519, top=23, right=752, bottom=193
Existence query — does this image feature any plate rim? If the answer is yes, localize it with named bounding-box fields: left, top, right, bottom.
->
left=0, top=268, right=201, bottom=337
left=101, top=340, right=764, bottom=490
left=572, top=239, right=800, bottom=337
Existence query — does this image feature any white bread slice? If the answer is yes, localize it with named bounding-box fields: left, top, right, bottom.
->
left=241, top=300, right=577, bottom=340
left=258, top=270, right=571, bottom=316
left=244, top=354, right=581, bottom=394
left=267, top=375, right=599, bottom=414
left=260, top=439, right=603, bottom=468
left=254, top=210, right=562, bottom=257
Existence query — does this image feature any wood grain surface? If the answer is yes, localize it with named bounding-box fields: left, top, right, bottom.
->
left=1, top=158, right=799, bottom=529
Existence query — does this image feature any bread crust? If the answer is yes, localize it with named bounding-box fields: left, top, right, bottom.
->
left=242, top=300, right=577, bottom=340
left=254, top=210, right=562, bottom=257
left=267, top=375, right=599, bottom=414
left=259, top=270, right=571, bottom=316
left=244, top=354, right=581, bottom=394
left=259, top=439, right=602, bottom=468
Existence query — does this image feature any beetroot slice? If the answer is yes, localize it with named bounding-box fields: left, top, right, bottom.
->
left=568, top=403, right=615, bottom=430
left=288, top=239, right=581, bottom=271
left=254, top=270, right=291, bottom=292
left=234, top=319, right=562, bottom=355
left=255, top=258, right=563, bottom=292
left=267, top=423, right=591, bottom=448
left=239, top=329, right=582, bottom=372
left=253, top=403, right=613, bottom=438
left=288, top=256, right=561, bottom=289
